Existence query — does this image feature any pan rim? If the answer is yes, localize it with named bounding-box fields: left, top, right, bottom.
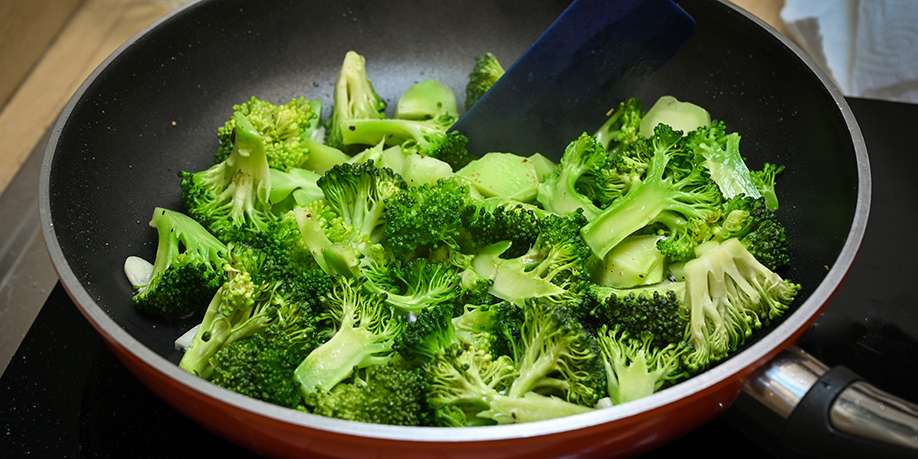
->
left=38, top=0, right=871, bottom=444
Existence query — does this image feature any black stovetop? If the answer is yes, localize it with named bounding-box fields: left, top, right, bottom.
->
left=1, top=97, right=916, bottom=458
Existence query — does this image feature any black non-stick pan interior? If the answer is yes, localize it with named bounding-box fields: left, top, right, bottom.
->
left=48, top=0, right=859, bottom=365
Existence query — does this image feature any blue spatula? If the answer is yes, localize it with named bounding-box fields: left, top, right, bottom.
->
left=452, top=0, right=695, bottom=159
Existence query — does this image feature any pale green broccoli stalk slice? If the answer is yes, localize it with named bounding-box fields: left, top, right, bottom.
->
left=396, top=80, right=458, bottom=120
left=268, top=168, right=323, bottom=209
left=683, top=239, right=800, bottom=371
left=294, top=279, right=404, bottom=398
left=536, top=133, right=606, bottom=219
left=301, top=137, right=349, bottom=174
left=131, top=208, right=228, bottom=318
left=180, top=112, right=273, bottom=240
left=597, top=326, right=685, bottom=405
left=687, top=122, right=761, bottom=200
left=291, top=202, right=358, bottom=277
left=214, top=96, right=322, bottom=170
left=639, top=95, right=711, bottom=138
left=596, top=234, right=665, bottom=288
left=750, top=162, right=785, bottom=211
left=327, top=51, right=387, bottom=148
left=465, top=52, right=505, bottom=109
left=178, top=266, right=277, bottom=378
left=581, top=125, right=722, bottom=260
left=478, top=391, right=593, bottom=425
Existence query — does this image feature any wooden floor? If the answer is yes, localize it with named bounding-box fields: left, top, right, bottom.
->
left=0, top=0, right=783, bottom=194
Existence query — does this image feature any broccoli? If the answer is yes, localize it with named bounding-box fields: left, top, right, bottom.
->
left=381, top=179, right=468, bottom=258
left=712, top=196, right=790, bottom=270
left=363, top=258, right=461, bottom=314
left=686, top=122, right=760, bottom=200
left=338, top=114, right=468, bottom=163
left=393, top=303, right=458, bottom=364
left=313, top=363, right=428, bottom=426
left=327, top=51, right=387, bottom=149
left=131, top=208, right=228, bottom=318
left=471, top=213, right=592, bottom=303
left=396, top=80, right=458, bottom=121
left=294, top=279, right=405, bottom=398
left=465, top=52, right=505, bottom=109
left=268, top=167, right=323, bottom=212
left=536, top=133, right=606, bottom=219
left=215, top=96, right=322, bottom=171
left=209, top=299, right=319, bottom=408
left=586, top=282, right=687, bottom=348
left=178, top=265, right=279, bottom=378
left=751, top=162, right=785, bottom=211
left=594, top=98, right=642, bottom=155
left=497, top=299, right=606, bottom=407
left=682, top=239, right=800, bottom=371
left=181, top=112, right=273, bottom=240
left=596, top=234, right=666, bottom=288
left=581, top=124, right=722, bottom=260
left=291, top=201, right=360, bottom=277
left=301, top=137, right=350, bottom=174
left=460, top=196, right=546, bottom=257
left=597, top=326, right=686, bottom=405
left=318, top=161, right=405, bottom=244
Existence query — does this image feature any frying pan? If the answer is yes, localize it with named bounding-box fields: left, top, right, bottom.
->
left=37, top=0, right=918, bottom=457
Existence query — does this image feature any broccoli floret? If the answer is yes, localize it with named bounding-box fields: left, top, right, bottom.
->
left=498, top=299, right=606, bottom=407
left=338, top=115, right=469, bottom=165
left=536, top=133, right=606, bottom=219
left=301, top=137, right=350, bottom=174
left=594, top=98, right=643, bottom=155
left=131, top=208, right=228, bottom=318
left=291, top=200, right=359, bottom=276
left=382, top=179, right=468, bottom=258
left=294, top=279, right=405, bottom=398
left=581, top=124, right=722, bottom=260
left=686, top=122, right=760, bottom=200
left=750, top=162, right=785, bottom=211
left=654, top=213, right=714, bottom=262
left=396, top=80, right=458, bottom=121
left=363, top=259, right=461, bottom=314
left=465, top=52, right=505, bottom=110
left=597, top=326, right=686, bottom=405
left=712, top=197, right=790, bottom=270
left=393, top=303, right=458, bottom=364
left=683, top=239, right=800, bottom=371
left=318, top=161, right=405, bottom=243
left=425, top=347, right=515, bottom=426
left=209, top=300, right=319, bottom=408
left=460, top=196, right=546, bottom=257
left=181, top=112, right=273, bottom=240
left=586, top=282, right=687, bottom=348
left=452, top=303, right=499, bottom=351
left=327, top=51, right=387, bottom=149
left=215, top=96, right=321, bottom=171
left=178, top=265, right=279, bottom=378
left=472, top=213, right=592, bottom=303
left=313, top=363, right=428, bottom=426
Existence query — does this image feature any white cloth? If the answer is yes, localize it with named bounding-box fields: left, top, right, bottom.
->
left=782, top=0, right=918, bottom=103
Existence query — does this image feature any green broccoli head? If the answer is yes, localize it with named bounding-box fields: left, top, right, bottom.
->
left=460, top=196, right=546, bottom=257
left=465, top=52, right=505, bottom=110
left=750, top=162, right=785, bottom=210
left=327, top=51, right=387, bottom=148
left=318, top=161, right=405, bottom=242
left=181, top=112, right=274, bottom=241
left=586, top=282, right=687, bottom=348
left=382, top=178, right=468, bottom=258
left=594, top=98, right=643, bottom=154
left=216, top=96, right=322, bottom=170
left=294, top=279, right=405, bottom=398
left=425, top=346, right=516, bottom=426
left=686, top=121, right=760, bottom=200
left=536, top=133, right=607, bottom=219
left=132, top=208, right=228, bottom=318
left=393, top=303, right=458, bottom=364
left=683, top=239, right=800, bottom=372
left=313, top=363, right=428, bottom=426
left=363, top=258, right=461, bottom=314
left=597, top=326, right=686, bottom=405
left=713, top=196, right=790, bottom=270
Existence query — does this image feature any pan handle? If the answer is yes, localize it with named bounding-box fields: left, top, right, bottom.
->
left=742, top=346, right=918, bottom=457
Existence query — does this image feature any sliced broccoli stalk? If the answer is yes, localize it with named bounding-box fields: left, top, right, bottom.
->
left=581, top=125, right=722, bottom=260
left=181, top=112, right=273, bottom=240
left=456, top=152, right=540, bottom=202
left=465, top=52, right=505, bottom=110
left=291, top=204, right=358, bottom=277
left=597, top=326, right=685, bottom=405
left=536, top=133, right=606, bottom=219
left=178, top=267, right=276, bottom=378
left=294, top=280, right=404, bottom=397
left=215, top=96, right=322, bottom=170
left=750, top=162, right=785, bottom=211
left=312, top=363, right=427, bottom=426
left=396, top=80, right=458, bottom=120
left=269, top=168, right=323, bottom=206
left=301, top=137, right=349, bottom=174
left=479, top=391, right=593, bottom=424
left=131, top=208, right=228, bottom=318
left=595, top=98, right=643, bottom=153
left=688, top=123, right=760, bottom=200
left=339, top=115, right=459, bottom=157
left=529, top=153, right=558, bottom=181
left=683, top=239, right=800, bottom=371
left=597, top=234, right=665, bottom=288
left=639, top=95, right=710, bottom=138
left=327, top=51, right=387, bottom=148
